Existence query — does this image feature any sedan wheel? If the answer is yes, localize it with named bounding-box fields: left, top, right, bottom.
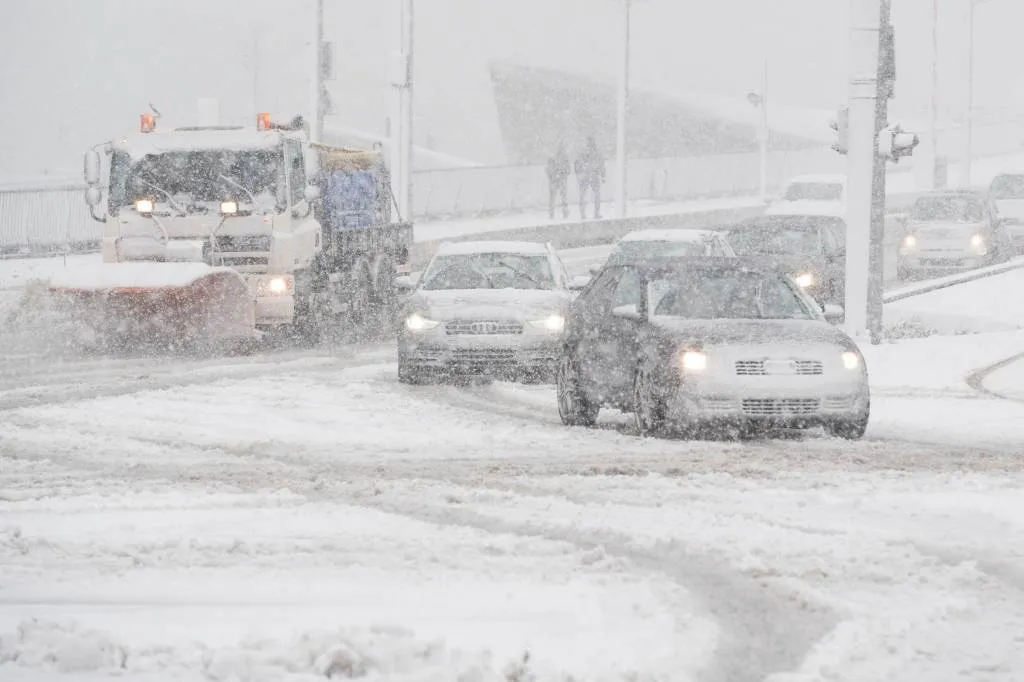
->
left=557, top=354, right=599, bottom=427
left=826, top=398, right=870, bottom=440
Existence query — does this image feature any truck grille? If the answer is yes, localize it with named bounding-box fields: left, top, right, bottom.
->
left=742, top=398, right=820, bottom=416
left=735, top=360, right=824, bottom=376
left=210, top=235, right=273, bottom=270
left=445, top=320, right=523, bottom=336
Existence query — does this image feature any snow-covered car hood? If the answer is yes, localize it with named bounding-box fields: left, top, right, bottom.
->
left=651, top=318, right=853, bottom=348
left=408, top=288, right=570, bottom=321
left=994, top=199, right=1024, bottom=223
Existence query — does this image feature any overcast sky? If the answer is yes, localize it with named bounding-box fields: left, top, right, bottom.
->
left=1, top=0, right=1019, bottom=179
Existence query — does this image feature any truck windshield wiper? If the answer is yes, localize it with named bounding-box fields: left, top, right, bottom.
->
left=139, top=179, right=187, bottom=216
left=218, top=174, right=257, bottom=207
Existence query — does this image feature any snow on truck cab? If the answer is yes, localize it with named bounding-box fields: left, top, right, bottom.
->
left=72, top=111, right=412, bottom=347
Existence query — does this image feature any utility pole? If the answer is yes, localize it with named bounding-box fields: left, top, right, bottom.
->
left=390, top=0, right=414, bottom=222
left=614, top=0, right=632, bottom=219
left=928, top=0, right=939, bottom=188
left=963, top=0, right=976, bottom=186
left=843, top=0, right=884, bottom=342
left=310, top=0, right=325, bottom=144
left=759, top=58, right=769, bottom=201
left=866, top=0, right=894, bottom=342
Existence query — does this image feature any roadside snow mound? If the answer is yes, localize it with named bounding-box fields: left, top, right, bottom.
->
left=0, top=619, right=572, bottom=682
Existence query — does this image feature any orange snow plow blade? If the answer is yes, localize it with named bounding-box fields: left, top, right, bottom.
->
left=35, top=263, right=257, bottom=351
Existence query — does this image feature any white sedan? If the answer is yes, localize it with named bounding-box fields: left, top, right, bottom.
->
left=586, top=228, right=735, bottom=275
left=396, top=240, right=573, bottom=384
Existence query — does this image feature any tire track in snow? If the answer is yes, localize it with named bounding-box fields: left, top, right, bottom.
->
left=966, top=351, right=1024, bottom=403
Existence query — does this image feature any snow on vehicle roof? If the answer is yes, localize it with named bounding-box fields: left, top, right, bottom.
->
left=765, top=200, right=847, bottom=218
left=619, top=229, right=716, bottom=243
left=46, top=262, right=240, bottom=291
left=112, top=128, right=296, bottom=157
left=784, top=174, right=846, bottom=185
left=435, top=240, right=550, bottom=256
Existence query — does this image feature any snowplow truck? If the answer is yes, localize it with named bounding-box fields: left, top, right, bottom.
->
left=51, top=111, right=412, bottom=349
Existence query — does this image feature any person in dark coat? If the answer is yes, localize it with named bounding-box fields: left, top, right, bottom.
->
left=575, top=136, right=605, bottom=219
left=546, top=142, right=571, bottom=219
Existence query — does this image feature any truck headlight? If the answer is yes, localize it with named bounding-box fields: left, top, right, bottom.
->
left=220, top=200, right=239, bottom=215
left=841, top=351, right=860, bottom=370
left=405, top=313, right=439, bottom=332
left=135, top=199, right=154, bottom=215
left=794, top=273, right=814, bottom=289
left=680, top=350, right=707, bottom=372
left=527, top=314, right=565, bottom=332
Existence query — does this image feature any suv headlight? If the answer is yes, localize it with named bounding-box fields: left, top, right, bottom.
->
left=527, top=313, right=565, bottom=332
left=903, top=234, right=917, bottom=248
left=841, top=351, right=860, bottom=370
left=405, top=313, right=440, bottom=332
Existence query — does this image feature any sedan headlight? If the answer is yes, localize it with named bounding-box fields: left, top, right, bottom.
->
left=903, top=234, right=917, bottom=248
left=405, top=313, right=440, bottom=332
left=135, top=199, right=154, bottom=215
left=257, top=275, right=293, bottom=296
left=970, top=234, right=985, bottom=248
left=680, top=350, right=708, bottom=372
left=527, top=313, right=565, bottom=332
left=841, top=351, right=861, bottom=370
left=794, top=273, right=814, bottom=289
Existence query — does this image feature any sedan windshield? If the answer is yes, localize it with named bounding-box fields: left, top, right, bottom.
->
left=727, top=223, right=822, bottom=257
left=990, top=175, right=1024, bottom=200
left=911, top=196, right=984, bottom=222
left=650, top=270, right=815, bottom=320
left=420, top=253, right=556, bottom=290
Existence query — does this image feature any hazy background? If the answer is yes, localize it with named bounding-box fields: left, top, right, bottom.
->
left=1, top=0, right=1020, bottom=180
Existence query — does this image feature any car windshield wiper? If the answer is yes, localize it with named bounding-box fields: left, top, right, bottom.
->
left=139, top=179, right=187, bottom=216
left=218, top=174, right=258, bottom=206
left=494, top=259, right=542, bottom=287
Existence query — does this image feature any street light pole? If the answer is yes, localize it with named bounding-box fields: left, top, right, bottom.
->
left=759, top=57, right=769, bottom=202
left=963, top=0, right=976, bottom=186
left=929, top=0, right=939, bottom=188
left=310, top=0, right=324, bottom=144
left=614, top=0, right=632, bottom=219
left=390, top=0, right=414, bottom=222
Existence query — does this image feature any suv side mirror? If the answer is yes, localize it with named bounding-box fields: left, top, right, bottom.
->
left=612, top=303, right=642, bottom=321
left=568, top=275, right=591, bottom=291
left=822, top=303, right=844, bottom=323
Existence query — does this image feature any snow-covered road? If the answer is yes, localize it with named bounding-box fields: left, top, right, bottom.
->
left=3, top=327, right=1024, bottom=681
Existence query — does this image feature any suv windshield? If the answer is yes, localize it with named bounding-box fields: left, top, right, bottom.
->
left=782, top=182, right=843, bottom=202
left=110, top=148, right=285, bottom=213
left=911, top=195, right=984, bottom=222
left=650, top=270, right=815, bottom=320
left=421, top=253, right=556, bottom=290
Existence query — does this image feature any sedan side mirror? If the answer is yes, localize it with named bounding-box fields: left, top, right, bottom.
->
left=395, top=274, right=418, bottom=292
left=612, top=303, right=642, bottom=321
left=588, top=264, right=602, bottom=275
left=822, top=303, right=844, bottom=323
left=568, top=275, right=591, bottom=291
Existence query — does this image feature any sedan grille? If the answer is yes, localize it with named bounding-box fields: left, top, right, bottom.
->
left=445, top=320, right=523, bottom=336
left=742, top=398, right=821, bottom=416
left=735, top=360, right=824, bottom=376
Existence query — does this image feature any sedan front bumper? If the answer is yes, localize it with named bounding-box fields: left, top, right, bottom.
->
left=662, top=375, right=869, bottom=429
left=399, top=335, right=560, bottom=381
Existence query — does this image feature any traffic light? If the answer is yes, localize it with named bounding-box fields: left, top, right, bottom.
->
left=877, top=123, right=919, bottom=162
left=830, top=107, right=849, bottom=155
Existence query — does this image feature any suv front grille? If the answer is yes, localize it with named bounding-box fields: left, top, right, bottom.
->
left=445, top=320, right=523, bottom=336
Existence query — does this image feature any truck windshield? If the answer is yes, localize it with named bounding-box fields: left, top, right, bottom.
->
left=112, top=148, right=285, bottom=213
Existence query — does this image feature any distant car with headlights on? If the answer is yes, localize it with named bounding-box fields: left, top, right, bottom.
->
left=396, top=240, right=573, bottom=384
left=586, top=228, right=736, bottom=276
left=724, top=209, right=847, bottom=304
left=988, top=173, right=1024, bottom=253
left=556, top=259, right=868, bottom=439
left=898, top=189, right=1012, bottom=278
left=767, top=174, right=846, bottom=215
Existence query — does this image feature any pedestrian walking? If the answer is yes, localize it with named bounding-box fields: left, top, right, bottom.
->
left=546, top=143, right=571, bottom=219
left=575, top=136, right=605, bottom=219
